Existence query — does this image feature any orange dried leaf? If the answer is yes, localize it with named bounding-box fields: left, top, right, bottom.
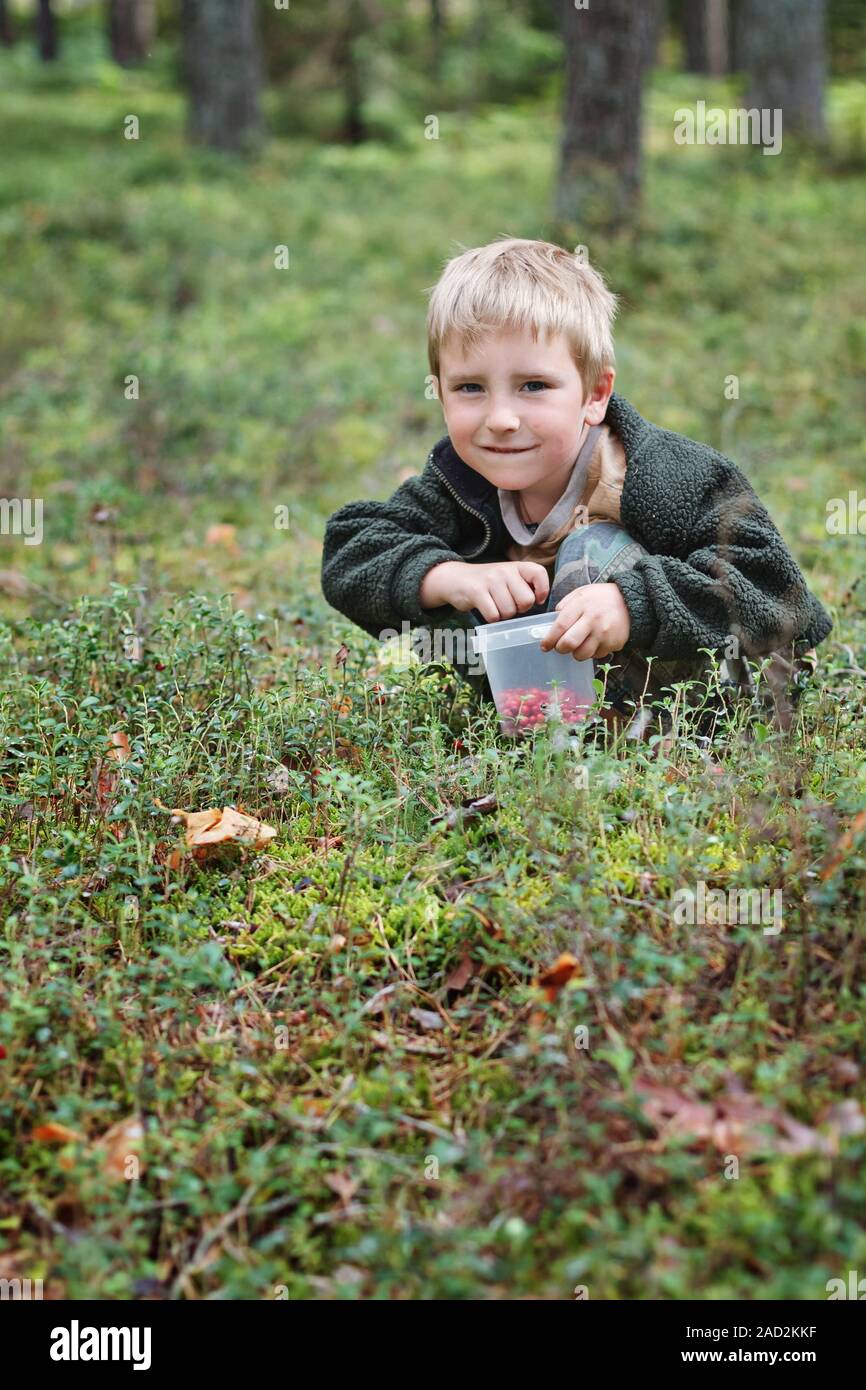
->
left=0, top=569, right=33, bottom=598
left=633, top=1077, right=840, bottom=1158
left=323, top=1171, right=359, bottom=1206
left=537, top=951, right=580, bottom=1002
left=334, top=737, right=362, bottom=765
left=32, top=1122, right=84, bottom=1145
left=162, top=803, right=277, bottom=852
left=444, top=953, right=477, bottom=993
left=821, top=809, right=866, bottom=881
left=205, top=523, right=240, bottom=555
left=93, top=1114, right=145, bottom=1182
left=107, top=731, right=131, bottom=762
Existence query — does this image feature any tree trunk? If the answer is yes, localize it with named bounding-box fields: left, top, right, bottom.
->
left=683, top=0, right=730, bottom=75
left=741, top=0, right=827, bottom=140
left=334, top=0, right=366, bottom=144
left=729, top=0, right=747, bottom=69
left=642, top=0, right=664, bottom=71
left=555, top=0, right=648, bottom=234
left=107, top=0, right=156, bottom=68
left=430, top=0, right=446, bottom=76
left=181, top=0, right=264, bottom=153
left=0, top=0, right=16, bottom=47
left=36, top=0, right=59, bottom=61
left=706, top=0, right=729, bottom=74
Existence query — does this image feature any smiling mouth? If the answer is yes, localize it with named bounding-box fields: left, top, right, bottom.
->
left=480, top=445, right=537, bottom=454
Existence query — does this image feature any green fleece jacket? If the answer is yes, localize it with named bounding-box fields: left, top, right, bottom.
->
left=321, top=393, right=832, bottom=677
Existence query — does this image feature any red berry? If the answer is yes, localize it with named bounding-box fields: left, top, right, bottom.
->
left=496, top=681, right=591, bottom=734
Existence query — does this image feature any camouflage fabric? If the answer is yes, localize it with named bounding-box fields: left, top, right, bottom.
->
left=541, top=521, right=819, bottom=733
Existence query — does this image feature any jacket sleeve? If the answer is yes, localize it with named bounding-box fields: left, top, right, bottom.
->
left=614, top=445, right=833, bottom=661
left=321, top=464, right=471, bottom=639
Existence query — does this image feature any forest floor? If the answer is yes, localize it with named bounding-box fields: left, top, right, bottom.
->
left=2, top=24, right=866, bottom=1298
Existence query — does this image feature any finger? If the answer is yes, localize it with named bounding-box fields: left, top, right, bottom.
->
left=474, top=592, right=502, bottom=623
left=572, top=633, right=601, bottom=661
left=508, top=576, right=539, bottom=612
left=555, top=587, right=588, bottom=613
left=586, top=633, right=617, bottom=661
left=553, top=616, right=593, bottom=654
left=539, top=616, right=564, bottom=650
left=490, top=580, right=519, bottom=621
left=540, top=598, right=580, bottom=649
left=525, top=566, right=550, bottom=605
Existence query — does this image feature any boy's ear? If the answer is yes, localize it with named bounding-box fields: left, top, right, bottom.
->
left=584, top=369, right=615, bottom=424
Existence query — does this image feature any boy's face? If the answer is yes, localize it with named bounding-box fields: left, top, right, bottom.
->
left=435, top=324, right=614, bottom=496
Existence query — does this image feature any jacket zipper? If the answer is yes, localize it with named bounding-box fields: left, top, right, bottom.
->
left=430, top=455, right=493, bottom=560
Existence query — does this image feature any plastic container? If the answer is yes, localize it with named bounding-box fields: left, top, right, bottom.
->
left=469, top=610, right=595, bottom=736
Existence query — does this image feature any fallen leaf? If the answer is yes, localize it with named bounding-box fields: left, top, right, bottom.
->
left=0, top=569, right=33, bottom=597
left=408, top=1007, right=446, bottom=1031
left=95, top=730, right=133, bottom=833
left=819, top=1099, right=865, bottom=1138
left=323, top=1171, right=358, bottom=1206
left=359, top=984, right=404, bottom=1017
left=32, top=1122, right=84, bottom=1145
left=635, top=1083, right=716, bottom=1142
left=107, top=730, right=131, bottom=762
left=821, top=809, right=866, bottom=881
left=829, top=1058, right=860, bottom=1086
left=157, top=802, right=277, bottom=854
left=205, top=523, right=240, bottom=556
left=537, top=952, right=580, bottom=1002
left=633, top=1077, right=841, bottom=1157
left=444, top=953, right=476, bottom=993
left=334, top=736, right=362, bottom=763
left=93, top=1114, right=145, bottom=1181
left=431, top=792, right=498, bottom=830
left=267, top=765, right=290, bottom=793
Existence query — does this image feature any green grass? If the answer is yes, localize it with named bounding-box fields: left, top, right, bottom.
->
left=1, top=30, right=866, bottom=1299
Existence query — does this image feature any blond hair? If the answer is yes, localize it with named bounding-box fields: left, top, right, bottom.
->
left=426, top=236, right=618, bottom=398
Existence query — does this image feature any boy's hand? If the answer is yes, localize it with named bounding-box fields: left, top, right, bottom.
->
left=419, top=560, right=549, bottom=622
left=539, top=583, right=631, bottom=661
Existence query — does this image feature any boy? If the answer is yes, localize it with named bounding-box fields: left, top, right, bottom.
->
left=321, top=237, right=832, bottom=731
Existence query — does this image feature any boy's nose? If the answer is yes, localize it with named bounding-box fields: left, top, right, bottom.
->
left=486, top=405, right=521, bottom=431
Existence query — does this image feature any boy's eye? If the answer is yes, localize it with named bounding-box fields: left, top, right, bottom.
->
left=455, top=381, right=550, bottom=393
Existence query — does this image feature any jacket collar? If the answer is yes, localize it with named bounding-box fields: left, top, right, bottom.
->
left=429, top=392, right=652, bottom=507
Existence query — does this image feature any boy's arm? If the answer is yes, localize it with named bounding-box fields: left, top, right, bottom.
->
left=321, top=463, right=469, bottom=639
left=614, top=449, right=833, bottom=660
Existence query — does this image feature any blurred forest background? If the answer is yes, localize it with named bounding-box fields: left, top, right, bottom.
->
left=1, top=0, right=865, bottom=617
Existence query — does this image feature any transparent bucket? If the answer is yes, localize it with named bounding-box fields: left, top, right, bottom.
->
left=469, top=611, right=595, bottom=737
